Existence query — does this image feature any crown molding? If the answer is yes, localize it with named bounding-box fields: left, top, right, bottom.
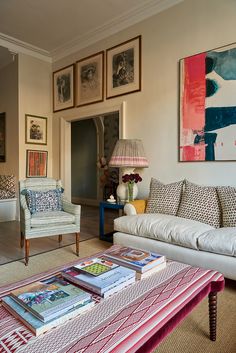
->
left=51, top=0, right=183, bottom=62
left=0, top=33, right=52, bottom=63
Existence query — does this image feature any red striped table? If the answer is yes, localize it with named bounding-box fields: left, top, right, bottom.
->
left=0, top=247, right=224, bottom=353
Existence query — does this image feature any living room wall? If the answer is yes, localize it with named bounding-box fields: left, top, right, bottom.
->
left=52, top=0, right=236, bottom=197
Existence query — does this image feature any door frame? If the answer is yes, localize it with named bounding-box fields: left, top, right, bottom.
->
left=60, top=101, right=126, bottom=201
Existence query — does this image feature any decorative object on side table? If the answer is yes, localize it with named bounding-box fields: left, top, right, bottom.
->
left=122, top=173, right=142, bottom=202
left=109, top=139, right=148, bottom=202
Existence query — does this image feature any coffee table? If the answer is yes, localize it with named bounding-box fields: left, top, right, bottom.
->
left=0, top=246, right=224, bottom=353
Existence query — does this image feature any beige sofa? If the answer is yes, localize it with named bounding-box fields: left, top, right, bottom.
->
left=113, top=179, right=236, bottom=280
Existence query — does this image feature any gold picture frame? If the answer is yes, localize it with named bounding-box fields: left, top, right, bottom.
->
left=25, top=114, right=47, bottom=145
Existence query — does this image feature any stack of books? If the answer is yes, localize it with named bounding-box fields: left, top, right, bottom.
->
left=62, top=257, right=136, bottom=298
left=2, top=275, right=95, bottom=336
left=103, top=246, right=166, bottom=279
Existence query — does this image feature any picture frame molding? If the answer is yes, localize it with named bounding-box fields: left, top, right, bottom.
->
left=25, top=114, right=47, bottom=145
left=53, top=64, right=75, bottom=112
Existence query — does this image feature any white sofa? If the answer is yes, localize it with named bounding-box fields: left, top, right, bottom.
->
left=113, top=180, right=236, bottom=280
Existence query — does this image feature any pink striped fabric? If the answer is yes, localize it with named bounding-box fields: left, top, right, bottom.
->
left=0, top=248, right=224, bottom=353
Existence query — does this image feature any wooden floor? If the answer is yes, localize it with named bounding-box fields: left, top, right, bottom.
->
left=0, top=205, right=117, bottom=265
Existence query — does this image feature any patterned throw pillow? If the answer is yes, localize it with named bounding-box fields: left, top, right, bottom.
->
left=26, top=189, right=63, bottom=214
left=0, top=175, right=16, bottom=199
left=217, top=186, right=236, bottom=227
left=146, top=178, right=184, bottom=216
left=177, top=181, right=221, bottom=228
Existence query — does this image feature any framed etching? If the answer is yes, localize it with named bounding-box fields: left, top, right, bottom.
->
left=53, top=64, right=75, bottom=112
left=26, top=150, right=48, bottom=177
left=0, top=112, right=6, bottom=162
left=25, top=114, right=47, bottom=145
left=76, top=51, right=104, bottom=107
left=106, top=35, right=141, bottom=99
left=179, top=42, right=236, bottom=161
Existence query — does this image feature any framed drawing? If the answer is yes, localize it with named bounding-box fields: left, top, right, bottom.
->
left=26, top=150, right=48, bottom=177
left=53, top=64, right=75, bottom=112
left=179, top=42, right=236, bottom=162
left=25, top=114, right=47, bottom=145
left=106, top=35, right=141, bottom=99
left=0, top=112, right=6, bottom=162
left=76, top=51, right=104, bottom=107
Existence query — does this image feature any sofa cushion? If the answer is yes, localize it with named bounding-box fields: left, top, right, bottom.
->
left=31, top=211, right=75, bottom=227
left=177, top=180, right=221, bottom=228
left=146, top=179, right=184, bottom=216
left=26, top=189, right=63, bottom=214
left=198, top=228, right=236, bottom=257
left=217, top=186, right=236, bottom=227
left=114, top=213, right=214, bottom=250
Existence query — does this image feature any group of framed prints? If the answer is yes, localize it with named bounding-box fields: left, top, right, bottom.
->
left=25, top=114, right=48, bottom=178
left=53, top=35, right=141, bottom=112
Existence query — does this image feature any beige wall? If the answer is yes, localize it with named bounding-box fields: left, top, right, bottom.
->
left=53, top=0, right=236, bottom=197
left=0, top=59, right=19, bottom=178
left=18, top=54, right=52, bottom=179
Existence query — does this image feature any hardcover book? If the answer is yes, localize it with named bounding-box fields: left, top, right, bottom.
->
left=2, top=296, right=95, bottom=336
left=10, top=275, right=91, bottom=322
left=74, top=257, right=119, bottom=276
left=103, top=247, right=166, bottom=273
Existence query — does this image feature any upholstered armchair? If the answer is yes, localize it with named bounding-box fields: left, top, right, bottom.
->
left=19, top=178, right=81, bottom=265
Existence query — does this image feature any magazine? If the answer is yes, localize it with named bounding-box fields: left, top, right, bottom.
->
left=74, top=257, right=119, bottom=276
left=103, top=247, right=166, bottom=273
left=10, top=275, right=91, bottom=322
left=62, top=264, right=136, bottom=296
left=2, top=295, right=95, bottom=336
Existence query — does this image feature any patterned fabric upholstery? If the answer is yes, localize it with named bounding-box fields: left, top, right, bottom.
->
left=146, top=178, right=184, bottom=216
left=0, top=175, right=16, bottom=199
left=217, top=186, right=236, bottom=227
left=26, top=189, right=63, bottom=214
left=177, top=180, right=221, bottom=228
left=31, top=211, right=75, bottom=227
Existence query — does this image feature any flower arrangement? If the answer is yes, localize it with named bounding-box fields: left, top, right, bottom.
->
left=122, top=173, right=142, bottom=202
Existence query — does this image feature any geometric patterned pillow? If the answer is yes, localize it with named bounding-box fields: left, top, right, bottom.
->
left=217, top=186, right=236, bottom=227
left=0, top=175, right=16, bottom=199
left=26, top=189, right=63, bottom=214
left=146, top=178, right=184, bottom=216
left=177, top=180, right=221, bottom=228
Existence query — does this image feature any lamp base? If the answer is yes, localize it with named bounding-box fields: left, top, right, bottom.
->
left=117, top=183, right=138, bottom=202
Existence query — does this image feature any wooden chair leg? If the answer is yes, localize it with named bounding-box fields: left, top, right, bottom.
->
left=75, top=232, right=80, bottom=256
left=25, top=239, right=30, bottom=266
left=58, top=234, right=62, bottom=243
left=20, top=232, right=24, bottom=248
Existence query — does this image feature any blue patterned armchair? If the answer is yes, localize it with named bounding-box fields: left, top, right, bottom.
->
left=19, top=178, right=81, bottom=265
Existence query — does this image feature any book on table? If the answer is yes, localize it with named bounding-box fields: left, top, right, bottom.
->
left=62, top=261, right=136, bottom=298
left=103, top=247, right=166, bottom=273
left=2, top=295, right=95, bottom=336
left=136, top=262, right=167, bottom=280
left=10, top=275, right=92, bottom=322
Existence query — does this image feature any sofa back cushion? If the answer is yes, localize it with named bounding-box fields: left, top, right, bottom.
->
left=146, top=178, right=184, bottom=216
left=177, top=180, right=221, bottom=228
left=26, top=189, right=63, bottom=214
left=217, top=186, right=236, bottom=227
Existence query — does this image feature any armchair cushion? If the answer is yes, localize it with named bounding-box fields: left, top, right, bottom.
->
left=26, top=189, right=63, bottom=214
left=31, top=211, right=75, bottom=227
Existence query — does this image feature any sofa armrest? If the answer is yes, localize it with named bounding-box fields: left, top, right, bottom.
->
left=62, top=199, right=81, bottom=226
left=124, top=199, right=147, bottom=215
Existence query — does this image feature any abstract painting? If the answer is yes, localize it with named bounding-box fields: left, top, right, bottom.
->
left=179, top=43, right=236, bottom=161
left=26, top=150, right=48, bottom=177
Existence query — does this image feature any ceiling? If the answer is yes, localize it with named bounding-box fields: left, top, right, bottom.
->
left=0, top=0, right=182, bottom=64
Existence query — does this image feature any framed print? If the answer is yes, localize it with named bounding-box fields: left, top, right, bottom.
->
left=76, top=51, right=104, bottom=107
left=0, top=112, right=6, bottom=162
left=25, top=114, right=47, bottom=145
left=179, top=42, right=236, bottom=162
left=106, top=35, right=141, bottom=99
left=26, top=150, right=48, bottom=177
left=53, top=64, right=75, bottom=112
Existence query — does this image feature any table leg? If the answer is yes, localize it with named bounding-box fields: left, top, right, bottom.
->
left=208, top=291, right=217, bottom=341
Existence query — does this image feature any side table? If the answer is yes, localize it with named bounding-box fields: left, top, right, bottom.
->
left=99, top=201, right=124, bottom=242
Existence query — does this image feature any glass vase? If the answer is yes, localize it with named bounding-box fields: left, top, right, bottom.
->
left=127, top=182, right=134, bottom=202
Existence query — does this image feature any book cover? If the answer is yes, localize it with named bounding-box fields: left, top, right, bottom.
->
left=62, top=264, right=136, bottom=296
left=103, top=247, right=165, bottom=273
left=11, top=275, right=91, bottom=322
left=2, top=296, right=95, bottom=336
left=74, top=257, right=119, bottom=276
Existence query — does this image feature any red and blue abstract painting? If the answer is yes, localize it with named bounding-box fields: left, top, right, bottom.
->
left=179, top=43, right=236, bottom=161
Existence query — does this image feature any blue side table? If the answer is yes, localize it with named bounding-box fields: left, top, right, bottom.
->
left=99, top=201, right=125, bottom=242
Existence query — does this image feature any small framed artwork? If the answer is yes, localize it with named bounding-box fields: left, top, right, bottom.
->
left=53, top=64, right=75, bottom=112
left=26, top=150, right=48, bottom=178
left=0, top=112, right=6, bottom=162
left=76, top=51, right=104, bottom=107
left=106, top=35, right=141, bottom=99
left=25, top=114, right=47, bottom=145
